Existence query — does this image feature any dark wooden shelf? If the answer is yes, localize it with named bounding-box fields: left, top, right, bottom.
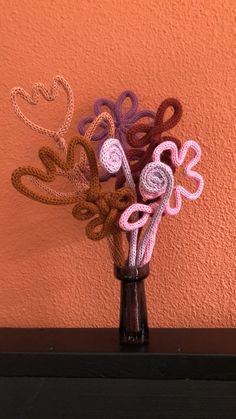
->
left=1, top=328, right=236, bottom=418
left=0, top=328, right=236, bottom=380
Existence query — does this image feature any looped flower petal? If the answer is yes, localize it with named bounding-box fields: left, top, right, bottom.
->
left=115, top=90, right=138, bottom=122
left=94, top=98, right=115, bottom=117
left=72, top=196, right=98, bottom=220
left=111, top=188, right=135, bottom=211
left=85, top=210, right=116, bottom=241
left=119, top=203, right=154, bottom=231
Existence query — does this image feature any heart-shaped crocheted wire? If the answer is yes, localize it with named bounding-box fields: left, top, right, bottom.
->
left=10, top=75, right=74, bottom=150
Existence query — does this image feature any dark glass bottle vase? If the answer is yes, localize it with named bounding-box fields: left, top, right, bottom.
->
left=114, top=263, right=149, bottom=345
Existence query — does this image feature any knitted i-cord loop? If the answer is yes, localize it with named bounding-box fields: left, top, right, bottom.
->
left=119, top=162, right=174, bottom=267
left=99, top=138, right=138, bottom=267
left=115, top=98, right=182, bottom=195
left=11, top=136, right=135, bottom=266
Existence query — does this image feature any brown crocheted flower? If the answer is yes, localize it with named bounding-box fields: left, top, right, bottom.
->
left=11, top=135, right=135, bottom=265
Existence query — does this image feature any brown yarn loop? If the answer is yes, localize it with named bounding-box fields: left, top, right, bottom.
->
left=72, top=188, right=135, bottom=241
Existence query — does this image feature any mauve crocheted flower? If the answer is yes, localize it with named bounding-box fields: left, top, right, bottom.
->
left=77, top=90, right=155, bottom=151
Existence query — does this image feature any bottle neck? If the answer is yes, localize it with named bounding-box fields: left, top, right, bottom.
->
left=114, top=263, right=149, bottom=283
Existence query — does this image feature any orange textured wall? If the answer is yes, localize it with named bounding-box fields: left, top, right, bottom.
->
left=0, top=0, right=235, bottom=327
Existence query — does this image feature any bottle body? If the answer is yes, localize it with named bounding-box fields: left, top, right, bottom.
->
left=114, top=264, right=149, bottom=345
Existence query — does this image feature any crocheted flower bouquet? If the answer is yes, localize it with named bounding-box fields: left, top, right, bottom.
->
left=11, top=76, right=204, bottom=345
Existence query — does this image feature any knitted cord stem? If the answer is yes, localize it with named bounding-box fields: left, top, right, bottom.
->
left=99, top=138, right=138, bottom=267
left=107, top=230, right=126, bottom=267
left=81, top=112, right=116, bottom=181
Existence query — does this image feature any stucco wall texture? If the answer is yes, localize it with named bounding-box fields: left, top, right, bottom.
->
left=0, top=0, right=235, bottom=327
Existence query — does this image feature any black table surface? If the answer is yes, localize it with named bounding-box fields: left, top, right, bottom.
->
left=0, top=328, right=236, bottom=380
left=1, top=328, right=236, bottom=419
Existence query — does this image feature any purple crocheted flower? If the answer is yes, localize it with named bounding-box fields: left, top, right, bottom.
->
left=78, top=90, right=155, bottom=151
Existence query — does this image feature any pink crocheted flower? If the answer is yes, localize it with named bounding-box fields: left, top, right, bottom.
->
left=153, top=140, right=204, bottom=215
left=119, top=139, right=204, bottom=266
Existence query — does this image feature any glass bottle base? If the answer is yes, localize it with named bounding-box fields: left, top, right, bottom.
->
left=119, top=328, right=149, bottom=345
